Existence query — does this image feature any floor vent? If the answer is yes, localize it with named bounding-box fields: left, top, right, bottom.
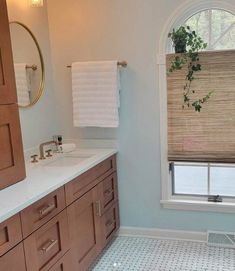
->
left=207, top=231, right=235, bottom=249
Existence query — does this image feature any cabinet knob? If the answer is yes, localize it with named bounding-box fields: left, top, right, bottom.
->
left=45, top=149, right=53, bottom=157
left=31, top=154, right=39, bottom=163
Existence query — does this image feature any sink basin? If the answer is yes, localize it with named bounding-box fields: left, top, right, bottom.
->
left=45, top=154, right=92, bottom=167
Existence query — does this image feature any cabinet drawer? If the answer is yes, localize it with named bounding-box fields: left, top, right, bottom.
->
left=21, top=187, right=66, bottom=238
left=101, top=202, right=120, bottom=247
left=0, top=214, right=22, bottom=256
left=24, top=210, right=70, bottom=271
left=0, top=243, right=26, bottom=271
left=49, top=251, right=76, bottom=271
left=96, top=173, right=118, bottom=216
left=65, top=155, right=116, bottom=205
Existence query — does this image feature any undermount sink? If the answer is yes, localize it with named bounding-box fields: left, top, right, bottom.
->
left=45, top=154, right=93, bottom=167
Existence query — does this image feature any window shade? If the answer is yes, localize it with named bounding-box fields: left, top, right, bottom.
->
left=166, top=50, right=235, bottom=163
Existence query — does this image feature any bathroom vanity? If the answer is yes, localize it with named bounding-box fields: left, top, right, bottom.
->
left=0, top=1, right=120, bottom=269
left=0, top=150, right=119, bottom=270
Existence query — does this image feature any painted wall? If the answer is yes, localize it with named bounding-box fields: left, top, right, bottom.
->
left=47, top=0, right=235, bottom=232
left=7, top=0, right=60, bottom=149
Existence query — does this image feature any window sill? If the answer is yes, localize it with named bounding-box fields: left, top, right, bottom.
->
left=160, top=199, right=235, bottom=213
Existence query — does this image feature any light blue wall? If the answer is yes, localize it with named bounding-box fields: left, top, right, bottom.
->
left=7, top=0, right=60, bottom=149
left=47, top=0, right=235, bottom=232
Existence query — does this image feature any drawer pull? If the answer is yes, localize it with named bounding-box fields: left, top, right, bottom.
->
left=95, top=201, right=102, bottom=217
left=39, top=203, right=56, bottom=217
left=105, top=220, right=114, bottom=227
left=41, top=239, right=58, bottom=253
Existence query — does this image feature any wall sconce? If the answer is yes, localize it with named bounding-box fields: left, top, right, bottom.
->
left=29, top=0, right=43, bottom=7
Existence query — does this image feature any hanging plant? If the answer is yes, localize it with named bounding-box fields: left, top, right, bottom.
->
left=168, top=26, right=212, bottom=112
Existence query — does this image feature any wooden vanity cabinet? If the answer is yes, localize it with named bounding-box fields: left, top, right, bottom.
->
left=0, top=155, right=119, bottom=271
left=0, top=0, right=26, bottom=190
left=0, top=0, right=17, bottom=104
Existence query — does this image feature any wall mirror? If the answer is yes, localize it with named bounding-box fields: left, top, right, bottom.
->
left=9, top=21, right=45, bottom=108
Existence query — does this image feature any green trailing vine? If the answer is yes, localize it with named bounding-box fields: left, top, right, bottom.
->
left=168, top=26, right=213, bottom=112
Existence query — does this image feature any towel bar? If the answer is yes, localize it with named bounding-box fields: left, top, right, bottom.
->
left=26, top=64, right=37, bottom=71
left=66, top=61, right=127, bottom=68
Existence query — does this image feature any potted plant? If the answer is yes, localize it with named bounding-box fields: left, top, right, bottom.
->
left=168, top=26, right=188, bottom=53
left=168, top=26, right=212, bottom=112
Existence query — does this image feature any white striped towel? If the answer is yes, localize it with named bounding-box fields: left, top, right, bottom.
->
left=14, top=63, right=30, bottom=106
left=72, top=61, right=120, bottom=127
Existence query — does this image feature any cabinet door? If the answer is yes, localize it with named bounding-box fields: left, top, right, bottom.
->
left=0, top=243, right=26, bottom=271
left=67, top=189, right=102, bottom=271
left=0, top=0, right=17, bottom=104
left=0, top=104, right=25, bottom=190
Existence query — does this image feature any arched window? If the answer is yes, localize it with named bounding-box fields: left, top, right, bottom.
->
left=185, top=9, right=235, bottom=50
left=160, top=6, right=235, bottom=212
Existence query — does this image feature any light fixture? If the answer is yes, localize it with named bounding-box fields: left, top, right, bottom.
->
left=29, top=0, right=43, bottom=7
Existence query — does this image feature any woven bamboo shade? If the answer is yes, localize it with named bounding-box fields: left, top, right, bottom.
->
left=166, top=50, right=235, bottom=163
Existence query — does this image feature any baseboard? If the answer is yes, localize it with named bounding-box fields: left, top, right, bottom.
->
left=117, top=226, right=207, bottom=243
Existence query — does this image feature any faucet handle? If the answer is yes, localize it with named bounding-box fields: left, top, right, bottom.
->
left=31, top=154, right=39, bottom=163
left=45, top=149, right=53, bottom=157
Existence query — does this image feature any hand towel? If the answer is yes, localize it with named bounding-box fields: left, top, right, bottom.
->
left=14, top=63, right=30, bottom=106
left=72, top=61, right=120, bottom=127
left=60, top=143, right=77, bottom=153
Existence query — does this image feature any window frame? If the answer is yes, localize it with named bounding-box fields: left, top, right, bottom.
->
left=158, top=1, right=235, bottom=213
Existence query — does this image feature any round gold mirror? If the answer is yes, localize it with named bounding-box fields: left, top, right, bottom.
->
left=9, top=21, right=45, bottom=108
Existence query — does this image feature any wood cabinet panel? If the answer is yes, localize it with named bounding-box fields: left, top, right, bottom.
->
left=0, top=243, right=26, bottom=271
left=24, top=210, right=70, bottom=271
left=21, top=187, right=66, bottom=238
left=0, top=214, right=22, bottom=256
left=0, top=104, right=25, bottom=190
left=65, top=155, right=116, bottom=205
left=95, top=173, right=118, bottom=216
left=101, top=202, right=120, bottom=249
left=49, top=251, right=76, bottom=271
left=67, top=189, right=102, bottom=271
left=0, top=0, right=17, bottom=104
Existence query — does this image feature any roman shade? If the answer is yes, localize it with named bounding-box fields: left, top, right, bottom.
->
left=166, top=50, right=235, bottom=163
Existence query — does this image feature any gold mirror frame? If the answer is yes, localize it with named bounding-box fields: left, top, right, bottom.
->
left=9, top=21, right=45, bottom=108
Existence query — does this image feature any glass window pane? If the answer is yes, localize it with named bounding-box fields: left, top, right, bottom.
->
left=210, top=166, right=235, bottom=196
left=186, top=9, right=235, bottom=50
left=174, top=165, right=208, bottom=195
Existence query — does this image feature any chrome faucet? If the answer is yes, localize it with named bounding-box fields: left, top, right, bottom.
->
left=39, top=141, right=58, bottom=160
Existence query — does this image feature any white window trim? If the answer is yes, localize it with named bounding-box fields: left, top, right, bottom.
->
left=158, top=0, right=235, bottom=213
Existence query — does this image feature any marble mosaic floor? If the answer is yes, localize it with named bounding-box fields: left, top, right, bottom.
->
left=90, top=236, right=235, bottom=271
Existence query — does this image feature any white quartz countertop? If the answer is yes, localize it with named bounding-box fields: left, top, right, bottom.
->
left=0, top=148, right=117, bottom=223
